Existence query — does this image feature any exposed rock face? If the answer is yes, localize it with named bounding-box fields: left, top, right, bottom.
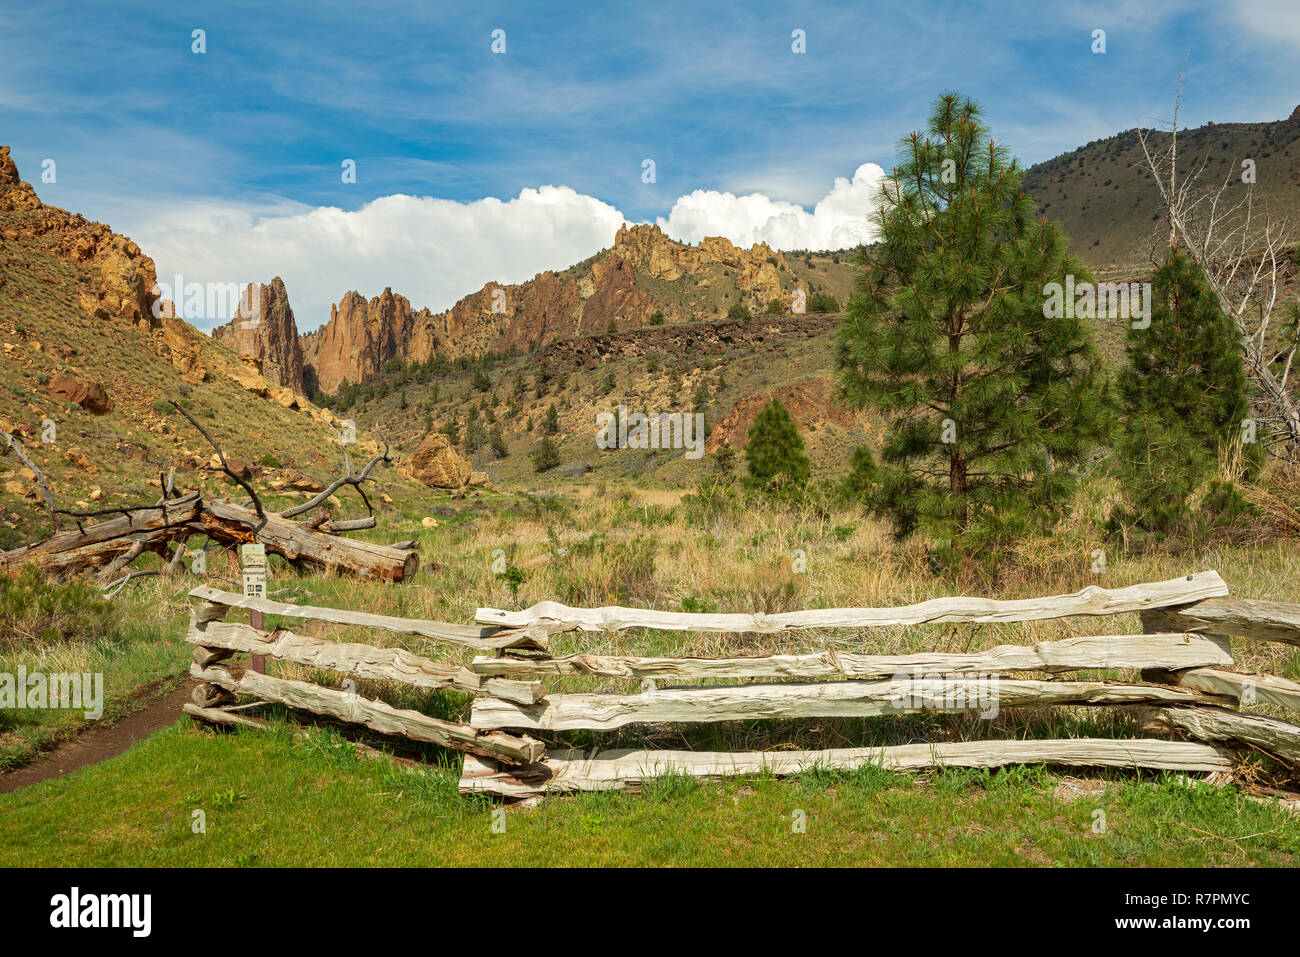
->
left=160, top=312, right=208, bottom=383
left=707, top=377, right=864, bottom=453
left=211, top=278, right=306, bottom=393
left=47, top=375, right=114, bottom=415
left=613, top=223, right=786, bottom=303
left=399, top=432, right=473, bottom=489
left=408, top=253, right=655, bottom=361
left=535, top=311, right=835, bottom=372
left=0, top=146, right=159, bottom=332
left=301, top=288, right=417, bottom=395
left=299, top=223, right=798, bottom=394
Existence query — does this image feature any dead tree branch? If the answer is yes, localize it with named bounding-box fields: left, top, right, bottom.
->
left=168, top=401, right=268, bottom=530
left=1, top=427, right=61, bottom=531
left=279, top=427, right=391, bottom=519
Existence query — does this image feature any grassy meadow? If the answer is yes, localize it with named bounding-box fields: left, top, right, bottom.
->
left=3, top=473, right=1300, bottom=866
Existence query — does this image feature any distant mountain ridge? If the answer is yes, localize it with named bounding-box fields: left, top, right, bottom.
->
left=1022, top=105, right=1300, bottom=267
left=236, top=223, right=844, bottom=396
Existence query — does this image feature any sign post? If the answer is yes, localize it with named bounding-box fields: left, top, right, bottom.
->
left=240, top=543, right=268, bottom=674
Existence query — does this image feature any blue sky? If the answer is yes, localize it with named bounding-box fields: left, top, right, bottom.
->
left=3, top=0, right=1297, bottom=329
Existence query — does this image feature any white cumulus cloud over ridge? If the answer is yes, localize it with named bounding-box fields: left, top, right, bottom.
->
left=656, top=163, right=887, bottom=250
left=129, top=164, right=886, bottom=333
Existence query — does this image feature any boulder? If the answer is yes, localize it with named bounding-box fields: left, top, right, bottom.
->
left=47, top=375, right=114, bottom=414
left=399, top=433, right=472, bottom=489
left=467, top=470, right=492, bottom=487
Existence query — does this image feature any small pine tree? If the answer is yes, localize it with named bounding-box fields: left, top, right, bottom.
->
left=472, top=367, right=492, bottom=393
left=744, top=399, right=811, bottom=493
left=836, top=93, right=1107, bottom=568
left=714, top=442, right=737, bottom=476
left=1112, top=247, right=1257, bottom=535
left=489, top=425, right=508, bottom=458
left=649, top=309, right=665, bottom=326
left=767, top=298, right=783, bottom=314
left=807, top=293, right=840, bottom=313
left=728, top=302, right=752, bottom=321
left=542, top=403, right=560, bottom=435
left=841, top=445, right=880, bottom=500
left=530, top=437, right=561, bottom=473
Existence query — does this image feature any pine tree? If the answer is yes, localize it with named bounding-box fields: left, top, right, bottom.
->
left=1113, top=247, right=1256, bottom=535
left=836, top=93, right=1107, bottom=565
left=542, top=403, right=560, bottom=435
left=744, top=399, right=811, bottom=493
left=530, top=437, right=560, bottom=473
left=714, top=442, right=737, bottom=477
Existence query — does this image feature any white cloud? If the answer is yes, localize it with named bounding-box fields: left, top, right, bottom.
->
left=656, top=163, right=887, bottom=251
left=135, top=187, right=626, bottom=333
left=124, top=165, right=885, bottom=333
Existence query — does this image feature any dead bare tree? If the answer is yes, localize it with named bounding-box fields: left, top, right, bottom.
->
left=1137, top=75, right=1300, bottom=458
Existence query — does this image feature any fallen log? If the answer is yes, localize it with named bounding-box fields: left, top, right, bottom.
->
left=469, top=676, right=1228, bottom=732
left=1142, top=597, right=1300, bottom=648
left=477, top=571, right=1228, bottom=635
left=188, top=617, right=544, bottom=704
left=1147, top=705, right=1300, bottom=765
left=190, top=663, right=544, bottom=765
left=459, top=738, right=1236, bottom=798
left=192, top=499, right=414, bottom=581
left=190, top=586, right=544, bottom=651
left=470, top=632, right=1232, bottom=681
left=0, top=493, right=200, bottom=577
left=0, top=491, right=417, bottom=582
left=183, top=702, right=269, bottom=731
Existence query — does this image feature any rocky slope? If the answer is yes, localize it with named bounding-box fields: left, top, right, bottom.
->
left=1022, top=105, right=1300, bottom=267
left=0, top=147, right=369, bottom=546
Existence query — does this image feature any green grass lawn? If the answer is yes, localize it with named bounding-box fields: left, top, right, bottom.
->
left=1, top=717, right=1296, bottom=867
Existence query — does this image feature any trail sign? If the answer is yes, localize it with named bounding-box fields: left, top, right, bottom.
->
left=240, top=543, right=268, bottom=672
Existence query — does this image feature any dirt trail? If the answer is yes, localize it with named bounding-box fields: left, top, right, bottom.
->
left=0, top=677, right=196, bottom=794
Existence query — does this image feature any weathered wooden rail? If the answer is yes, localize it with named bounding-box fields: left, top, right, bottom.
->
left=180, top=572, right=1300, bottom=801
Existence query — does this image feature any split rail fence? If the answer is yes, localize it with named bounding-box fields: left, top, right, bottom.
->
left=181, top=570, right=1300, bottom=800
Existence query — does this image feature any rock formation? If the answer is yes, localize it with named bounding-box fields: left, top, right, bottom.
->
left=211, top=278, right=306, bottom=393
left=399, top=432, right=473, bottom=489
left=47, top=375, right=114, bottom=415
left=301, top=287, right=418, bottom=395
left=289, top=222, right=800, bottom=396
